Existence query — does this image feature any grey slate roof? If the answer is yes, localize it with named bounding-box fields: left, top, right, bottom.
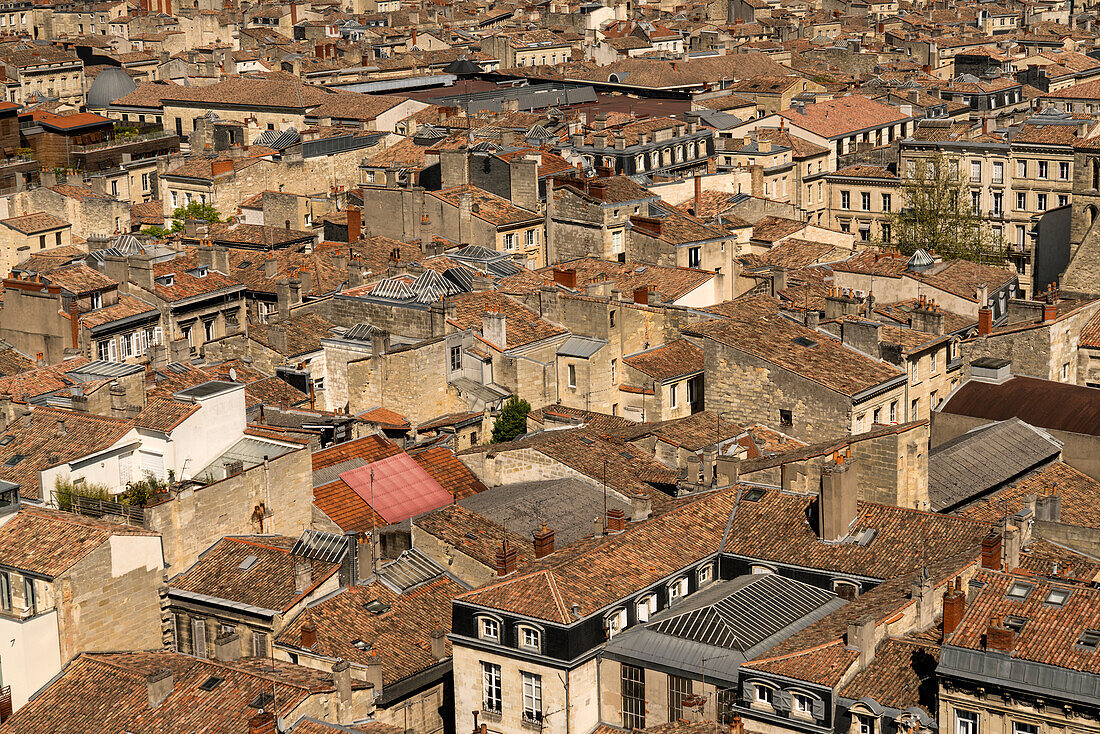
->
left=928, top=418, right=1062, bottom=512
left=557, top=336, right=607, bottom=358
left=603, top=574, right=846, bottom=685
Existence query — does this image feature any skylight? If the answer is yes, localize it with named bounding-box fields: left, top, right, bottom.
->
left=743, top=488, right=766, bottom=502
left=1007, top=582, right=1034, bottom=600
left=1046, top=588, right=1071, bottom=606
left=237, top=555, right=259, bottom=571
left=1078, top=630, right=1100, bottom=651
left=3, top=454, right=25, bottom=467
left=198, top=676, right=224, bottom=691
left=364, top=600, right=391, bottom=615
left=792, top=336, right=818, bottom=348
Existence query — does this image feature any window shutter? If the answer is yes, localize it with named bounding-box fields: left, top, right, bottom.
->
left=742, top=685, right=754, bottom=704
left=107, top=339, right=117, bottom=362
left=252, top=630, right=268, bottom=657
left=812, top=697, right=825, bottom=720
left=774, top=690, right=792, bottom=712
left=192, top=618, right=207, bottom=658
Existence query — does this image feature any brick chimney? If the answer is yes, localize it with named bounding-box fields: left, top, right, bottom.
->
left=985, top=615, right=1016, bottom=653
left=346, top=207, right=362, bottom=243
left=818, top=453, right=857, bottom=542
left=629, top=215, right=663, bottom=237
left=146, top=669, right=174, bottom=708
left=1043, top=301, right=1058, bottom=322
left=587, top=179, right=607, bottom=200
left=495, top=542, right=518, bottom=576
left=943, top=576, right=965, bottom=635
left=249, top=712, right=277, bottom=734
left=607, top=507, right=626, bottom=532
left=693, top=175, right=702, bottom=216
left=300, top=619, right=317, bottom=649
left=981, top=532, right=1002, bottom=570
left=977, top=306, right=993, bottom=336
left=553, top=268, right=576, bottom=288
left=633, top=286, right=649, bottom=304
left=533, top=524, right=555, bottom=558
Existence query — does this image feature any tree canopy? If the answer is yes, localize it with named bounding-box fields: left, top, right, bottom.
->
left=143, top=202, right=222, bottom=238
left=491, top=396, right=532, bottom=443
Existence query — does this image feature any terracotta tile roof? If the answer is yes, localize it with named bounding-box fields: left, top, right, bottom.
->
left=409, top=446, right=488, bottom=500
left=312, top=435, right=402, bottom=474
left=568, top=52, right=788, bottom=89
left=0, top=365, right=73, bottom=403
left=528, top=405, right=637, bottom=436
left=1045, top=78, right=1100, bottom=100
left=457, top=485, right=989, bottom=623
left=742, top=638, right=860, bottom=686
left=911, top=259, right=1016, bottom=301
left=941, top=375, right=1100, bottom=437
left=839, top=638, right=939, bottom=710
left=249, top=312, right=335, bottom=357
left=431, top=185, right=540, bottom=227
left=291, top=719, right=404, bottom=734
left=192, top=222, right=314, bottom=247
left=1015, top=537, right=1100, bottom=582
left=778, top=95, right=911, bottom=139
left=221, top=246, right=346, bottom=298
left=130, top=199, right=165, bottom=226
left=170, top=535, right=340, bottom=612
left=0, top=650, right=362, bottom=734
left=415, top=411, right=482, bottom=432
left=313, top=477, right=386, bottom=532
left=619, top=411, right=747, bottom=452
left=955, top=461, right=1100, bottom=528
left=79, top=293, right=158, bottom=331
left=245, top=376, right=310, bottom=409
left=358, top=407, right=411, bottom=429
left=0, top=506, right=156, bottom=578
left=447, top=291, right=566, bottom=348
left=158, top=77, right=330, bottom=109
left=834, top=248, right=911, bottom=277
left=623, top=339, right=703, bottom=380
left=277, top=574, right=462, bottom=684
left=306, top=92, right=409, bottom=121
left=948, top=570, right=1100, bottom=674
left=0, top=407, right=134, bottom=500
left=742, top=238, right=847, bottom=270
left=1013, top=122, right=1081, bottom=146
left=543, top=258, right=712, bottom=302
left=0, top=345, right=33, bottom=377
left=874, top=298, right=976, bottom=334
left=42, top=263, right=116, bottom=295
left=830, top=164, right=900, bottom=180
left=48, top=183, right=111, bottom=201
left=152, top=255, right=244, bottom=303
left=413, top=504, right=534, bottom=568
left=751, top=215, right=807, bottom=243
left=1, top=211, right=68, bottom=234
left=133, top=396, right=200, bottom=433
left=685, top=312, right=904, bottom=397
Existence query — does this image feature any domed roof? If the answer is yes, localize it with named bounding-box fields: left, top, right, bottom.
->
left=86, top=67, right=137, bottom=110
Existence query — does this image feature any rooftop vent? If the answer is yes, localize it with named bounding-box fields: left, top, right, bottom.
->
left=792, top=336, right=818, bottom=348
left=970, top=357, right=1012, bottom=384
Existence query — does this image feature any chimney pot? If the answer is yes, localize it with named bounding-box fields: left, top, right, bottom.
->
left=300, top=620, right=317, bottom=649
left=985, top=615, right=1017, bottom=653
left=977, top=306, right=993, bottom=336
left=494, top=543, right=518, bottom=576
left=533, top=524, right=555, bottom=558
left=607, top=507, right=626, bottom=532
left=943, top=576, right=966, bottom=636
left=981, top=532, right=1002, bottom=570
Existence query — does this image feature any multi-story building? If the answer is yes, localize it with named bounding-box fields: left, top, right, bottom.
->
left=825, top=165, right=900, bottom=244
left=564, top=117, right=714, bottom=178
left=0, top=43, right=84, bottom=106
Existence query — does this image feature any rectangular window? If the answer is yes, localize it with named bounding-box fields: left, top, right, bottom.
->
left=524, top=229, right=537, bottom=247
left=669, top=674, right=692, bottom=721
left=1013, top=723, right=1038, bottom=734
left=479, top=617, right=499, bottom=641
left=688, top=246, right=701, bottom=269
left=55, top=231, right=62, bottom=247
left=252, top=630, right=268, bottom=657
left=993, top=161, right=1003, bottom=184
left=992, top=192, right=1003, bottom=215
left=956, top=710, right=979, bottom=734
left=203, top=320, right=215, bottom=342
left=881, top=193, right=891, bottom=211
left=611, top=229, right=623, bottom=254
left=39, top=234, right=45, bottom=249
left=889, top=401, right=897, bottom=422
left=0, top=572, right=10, bottom=612
left=881, top=222, right=891, bottom=243
left=521, top=627, right=540, bottom=650
left=669, top=383, right=678, bottom=408
left=841, top=190, right=851, bottom=209
left=794, top=693, right=813, bottom=716
left=482, top=662, right=502, bottom=713
left=567, top=363, right=577, bottom=388
left=504, top=233, right=515, bottom=250
left=636, top=594, right=656, bottom=622
left=971, top=191, right=981, bottom=213
left=1059, top=161, right=1070, bottom=180
left=611, top=358, right=617, bottom=383
left=780, top=408, right=793, bottom=426
left=755, top=685, right=773, bottom=705
left=911, top=398, right=919, bottom=420
left=1062, top=362, right=1070, bottom=380
left=970, top=160, right=981, bottom=181
left=450, top=345, right=461, bottom=371
left=1038, top=193, right=1048, bottom=210
left=1059, top=194, right=1069, bottom=207
left=1038, top=161, right=1049, bottom=179
left=522, top=672, right=543, bottom=723
left=192, top=618, right=207, bottom=658
left=861, top=191, right=871, bottom=211
left=1016, top=192, right=1026, bottom=210
left=621, top=664, right=646, bottom=730
left=859, top=715, right=875, bottom=734
left=931, top=351, right=938, bottom=373
left=1017, top=160, right=1027, bottom=178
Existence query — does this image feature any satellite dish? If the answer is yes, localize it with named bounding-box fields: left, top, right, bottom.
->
left=229, top=367, right=238, bottom=381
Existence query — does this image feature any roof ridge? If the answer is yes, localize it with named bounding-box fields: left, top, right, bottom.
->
left=543, top=569, right=572, bottom=624
left=225, top=536, right=292, bottom=553
left=742, top=637, right=845, bottom=665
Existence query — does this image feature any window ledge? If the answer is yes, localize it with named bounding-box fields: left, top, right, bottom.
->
left=481, top=710, right=502, bottom=723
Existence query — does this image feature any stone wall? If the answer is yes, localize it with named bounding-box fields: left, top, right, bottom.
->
left=346, top=339, right=468, bottom=423
left=145, top=445, right=312, bottom=569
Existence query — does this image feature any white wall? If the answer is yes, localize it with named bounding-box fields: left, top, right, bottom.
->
left=167, top=384, right=247, bottom=479
left=0, top=609, right=62, bottom=710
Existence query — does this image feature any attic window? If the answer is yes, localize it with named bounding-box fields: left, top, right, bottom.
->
left=3, top=454, right=25, bottom=467
left=364, top=600, right=391, bottom=615
left=198, top=676, right=224, bottom=691
left=237, top=260, right=253, bottom=269
left=743, top=488, right=766, bottom=502
left=1007, top=582, right=1034, bottom=600
left=237, top=555, right=259, bottom=571
left=1046, top=588, right=1072, bottom=606
left=188, top=266, right=209, bottom=278
left=0, top=435, right=11, bottom=446
left=579, top=437, right=595, bottom=445
left=250, top=692, right=275, bottom=710
left=792, top=336, right=818, bottom=348
left=155, top=274, right=175, bottom=287
left=619, top=451, right=633, bottom=459
left=1078, top=630, right=1100, bottom=650
left=1003, top=615, right=1027, bottom=632
left=464, top=532, right=478, bottom=540
left=353, top=639, right=373, bottom=651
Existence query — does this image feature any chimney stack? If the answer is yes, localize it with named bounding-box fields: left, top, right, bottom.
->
left=533, top=524, right=555, bottom=559
left=846, top=617, right=876, bottom=671
left=633, top=286, right=649, bottom=304
left=693, top=175, right=702, bottom=216
left=366, top=653, right=384, bottom=696
left=607, top=507, right=626, bottom=532
left=977, top=306, right=993, bottom=336
left=482, top=311, right=506, bottom=349
left=942, top=576, right=965, bottom=635
left=146, top=669, right=174, bottom=708
left=294, top=556, right=312, bottom=594
left=1043, top=301, right=1058, bottom=322
left=629, top=491, right=652, bottom=522
left=494, top=542, right=518, bottom=576
left=332, top=660, right=352, bottom=703
left=300, top=619, right=317, bottom=649
left=981, top=532, right=1002, bottom=570
left=717, top=455, right=739, bottom=486
left=552, top=268, right=577, bottom=288
left=248, top=712, right=277, bottom=734
left=818, top=453, right=857, bottom=542
left=985, top=615, right=1016, bottom=653
left=430, top=626, right=447, bottom=660
left=214, top=631, right=241, bottom=662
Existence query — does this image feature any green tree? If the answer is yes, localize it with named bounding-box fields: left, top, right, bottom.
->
left=491, top=396, right=532, bottom=443
left=145, top=202, right=223, bottom=238
left=887, top=152, right=1002, bottom=263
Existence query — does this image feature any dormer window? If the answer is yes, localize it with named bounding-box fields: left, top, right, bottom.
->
left=188, top=266, right=208, bottom=278
left=478, top=616, right=499, bottom=642
left=519, top=625, right=541, bottom=652
left=697, top=563, right=714, bottom=586
left=155, top=274, right=174, bottom=287
left=605, top=608, right=627, bottom=638
left=668, top=577, right=688, bottom=602
left=636, top=594, right=657, bottom=622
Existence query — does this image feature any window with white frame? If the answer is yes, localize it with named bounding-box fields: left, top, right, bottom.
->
left=522, top=672, right=543, bottom=723
left=612, top=229, right=623, bottom=254
left=669, top=383, right=678, bottom=408
left=1012, top=723, right=1037, bottom=734
left=858, top=714, right=875, bottom=734
left=478, top=617, right=499, bottom=642
left=754, top=684, right=773, bottom=705
left=482, top=662, right=502, bottom=712
left=669, top=576, right=688, bottom=601
left=636, top=594, right=657, bottom=622
left=606, top=608, right=627, bottom=638
left=567, top=363, right=577, bottom=388
left=519, top=626, right=541, bottom=651
left=793, top=693, right=813, bottom=716
left=697, top=563, right=713, bottom=585
left=524, top=229, right=538, bottom=247
left=956, top=710, right=978, bottom=734
left=504, top=233, right=515, bottom=250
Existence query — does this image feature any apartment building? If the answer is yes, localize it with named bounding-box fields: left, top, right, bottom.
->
left=825, top=165, right=900, bottom=244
